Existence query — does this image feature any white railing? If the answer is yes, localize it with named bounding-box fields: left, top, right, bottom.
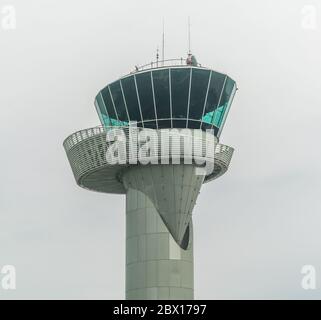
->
left=63, top=126, right=234, bottom=188
left=131, top=58, right=203, bottom=73
left=63, top=126, right=232, bottom=161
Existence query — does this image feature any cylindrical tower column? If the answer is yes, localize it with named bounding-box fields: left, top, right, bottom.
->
left=125, top=187, right=194, bottom=300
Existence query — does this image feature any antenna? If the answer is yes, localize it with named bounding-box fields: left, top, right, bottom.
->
left=162, top=18, right=165, bottom=65
left=156, top=46, right=159, bottom=67
left=188, top=16, right=191, bottom=54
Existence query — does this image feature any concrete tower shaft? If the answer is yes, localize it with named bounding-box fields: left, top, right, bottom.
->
left=125, top=186, right=194, bottom=299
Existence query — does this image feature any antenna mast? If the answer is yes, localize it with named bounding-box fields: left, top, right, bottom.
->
left=188, top=16, right=191, bottom=54
left=156, top=46, right=159, bottom=67
left=162, top=18, right=165, bottom=66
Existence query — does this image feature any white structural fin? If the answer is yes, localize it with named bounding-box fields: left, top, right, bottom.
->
left=122, top=164, right=205, bottom=247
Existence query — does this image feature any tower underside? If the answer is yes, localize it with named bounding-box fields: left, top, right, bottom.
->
left=123, top=164, right=204, bottom=246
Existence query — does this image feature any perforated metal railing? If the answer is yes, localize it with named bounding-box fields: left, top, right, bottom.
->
left=65, top=126, right=221, bottom=153
left=64, top=126, right=233, bottom=165
left=63, top=126, right=234, bottom=192
left=130, top=58, right=203, bottom=73
left=63, top=126, right=106, bottom=150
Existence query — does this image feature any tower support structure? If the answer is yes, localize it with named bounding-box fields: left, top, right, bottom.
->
left=125, top=187, right=193, bottom=299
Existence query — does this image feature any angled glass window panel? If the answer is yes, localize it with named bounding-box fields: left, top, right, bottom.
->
left=212, top=106, right=224, bottom=127
left=218, top=82, right=236, bottom=136
left=110, top=118, right=128, bottom=126
left=142, top=120, right=157, bottom=129
left=152, top=69, right=171, bottom=120
left=171, top=68, right=190, bottom=126
left=121, top=76, right=142, bottom=123
left=172, top=119, right=187, bottom=129
left=135, top=71, right=156, bottom=121
left=101, top=114, right=111, bottom=126
left=100, top=87, right=117, bottom=121
left=214, top=77, right=235, bottom=127
left=188, top=119, right=203, bottom=129
left=157, top=119, right=172, bottom=129
left=188, top=68, right=211, bottom=121
left=202, top=71, right=226, bottom=125
left=202, top=111, right=213, bottom=124
left=95, top=97, right=110, bottom=126
left=95, top=95, right=105, bottom=119
left=109, top=80, right=128, bottom=123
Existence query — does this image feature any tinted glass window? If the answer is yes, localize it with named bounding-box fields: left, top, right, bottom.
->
left=188, top=119, right=203, bottom=129
left=171, top=68, right=191, bottom=127
left=212, top=77, right=235, bottom=127
left=109, top=81, right=128, bottom=123
left=135, top=72, right=156, bottom=121
left=95, top=96, right=110, bottom=126
left=143, top=120, right=157, bottom=129
left=95, top=94, right=105, bottom=118
left=152, top=69, right=171, bottom=120
left=172, top=119, right=188, bottom=128
left=217, top=82, right=236, bottom=136
left=212, top=106, right=225, bottom=127
left=157, top=119, right=172, bottom=128
left=202, top=71, right=226, bottom=125
left=101, top=86, right=117, bottom=122
left=121, top=76, right=142, bottom=123
left=95, top=67, right=235, bottom=134
left=188, top=68, right=211, bottom=123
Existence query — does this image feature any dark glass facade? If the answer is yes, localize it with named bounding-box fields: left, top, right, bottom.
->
left=95, top=66, right=236, bottom=136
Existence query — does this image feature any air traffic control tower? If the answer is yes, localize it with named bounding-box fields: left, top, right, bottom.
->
left=63, top=54, right=237, bottom=299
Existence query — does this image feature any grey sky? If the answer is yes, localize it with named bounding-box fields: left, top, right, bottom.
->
left=1, top=0, right=321, bottom=299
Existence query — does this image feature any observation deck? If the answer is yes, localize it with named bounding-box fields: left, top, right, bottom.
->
left=95, top=57, right=237, bottom=137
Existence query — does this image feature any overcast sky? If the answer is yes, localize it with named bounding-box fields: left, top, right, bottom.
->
left=1, top=0, right=321, bottom=299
